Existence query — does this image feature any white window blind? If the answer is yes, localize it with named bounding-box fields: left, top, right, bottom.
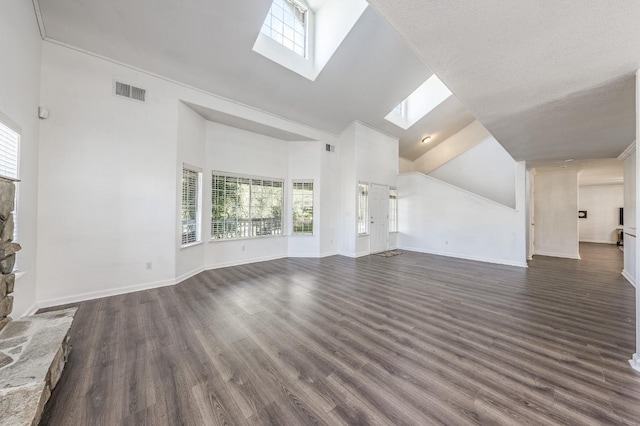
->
left=292, top=180, right=313, bottom=234
left=0, top=121, right=19, bottom=180
left=181, top=166, right=202, bottom=246
left=261, top=0, right=307, bottom=57
left=357, top=182, right=369, bottom=235
left=389, top=187, right=398, bottom=233
left=212, top=173, right=284, bottom=240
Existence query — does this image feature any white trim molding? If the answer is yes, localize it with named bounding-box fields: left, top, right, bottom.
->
left=630, top=353, right=640, bottom=372
left=533, top=250, right=581, bottom=260
left=618, top=141, right=636, bottom=161
left=621, top=270, right=636, bottom=287
left=399, top=246, right=528, bottom=268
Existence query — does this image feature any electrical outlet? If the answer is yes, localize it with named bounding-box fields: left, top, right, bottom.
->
left=241, top=245, right=245, bottom=252
left=145, top=262, right=152, bottom=270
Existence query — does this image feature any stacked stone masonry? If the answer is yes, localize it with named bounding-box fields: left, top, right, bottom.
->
left=0, top=177, right=20, bottom=332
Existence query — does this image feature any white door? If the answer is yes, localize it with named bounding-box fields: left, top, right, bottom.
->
left=370, top=184, right=389, bottom=254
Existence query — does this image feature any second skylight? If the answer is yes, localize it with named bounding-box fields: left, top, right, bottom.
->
left=385, top=74, right=452, bottom=130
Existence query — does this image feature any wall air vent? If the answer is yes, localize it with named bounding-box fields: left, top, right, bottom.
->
left=114, top=81, right=146, bottom=102
left=325, top=144, right=335, bottom=152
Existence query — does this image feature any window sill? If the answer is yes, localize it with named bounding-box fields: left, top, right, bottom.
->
left=357, top=233, right=369, bottom=237
left=389, top=231, right=399, bottom=234
left=181, top=241, right=203, bottom=250
left=290, top=233, right=315, bottom=237
left=210, top=235, right=285, bottom=243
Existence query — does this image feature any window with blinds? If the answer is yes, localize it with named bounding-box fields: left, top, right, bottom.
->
left=181, top=166, right=202, bottom=246
left=212, top=173, right=283, bottom=240
left=292, top=180, right=313, bottom=234
left=0, top=118, right=19, bottom=246
left=261, top=0, right=308, bottom=57
left=389, top=187, right=398, bottom=233
left=0, top=120, right=19, bottom=180
left=357, top=182, right=369, bottom=236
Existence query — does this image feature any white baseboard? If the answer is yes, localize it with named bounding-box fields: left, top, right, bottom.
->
left=204, top=254, right=287, bottom=271
left=621, top=270, right=636, bottom=288
left=579, top=239, right=616, bottom=244
left=288, top=252, right=321, bottom=258
left=630, top=353, right=640, bottom=372
left=175, top=266, right=205, bottom=284
left=319, top=251, right=339, bottom=258
left=37, top=277, right=178, bottom=309
left=533, top=250, right=581, bottom=260
left=399, top=246, right=528, bottom=268
left=18, top=302, right=39, bottom=318
left=337, top=250, right=370, bottom=258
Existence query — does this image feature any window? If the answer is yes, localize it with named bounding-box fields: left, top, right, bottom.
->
left=393, top=101, right=407, bottom=118
left=0, top=120, right=19, bottom=180
left=357, top=182, right=369, bottom=235
left=389, top=187, right=398, bottom=233
left=212, top=173, right=283, bottom=240
left=181, top=165, right=202, bottom=246
left=261, top=0, right=307, bottom=57
left=292, top=180, right=313, bottom=234
left=0, top=117, right=19, bottom=244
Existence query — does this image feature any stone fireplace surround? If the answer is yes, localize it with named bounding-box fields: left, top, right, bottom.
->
left=0, top=176, right=76, bottom=425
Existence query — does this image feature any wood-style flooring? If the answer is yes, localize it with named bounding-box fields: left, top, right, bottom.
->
left=40, top=243, right=640, bottom=425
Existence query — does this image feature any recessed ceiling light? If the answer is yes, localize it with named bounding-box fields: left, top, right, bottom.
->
left=422, top=136, right=431, bottom=144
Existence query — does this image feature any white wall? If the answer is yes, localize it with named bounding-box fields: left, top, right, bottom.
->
left=412, top=120, right=489, bottom=174
left=429, top=138, right=516, bottom=208
left=397, top=167, right=527, bottom=268
left=0, top=0, right=43, bottom=317
left=399, top=157, right=413, bottom=173
left=338, top=123, right=398, bottom=257
left=36, top=41, right=336, bottom=307
left=623, top=145, right=636, bottom=286
left=288, top=140, right=322, bottom=257
left=203, top=123, right=286, bottom=268
left=578, top=185, right=623, bottom=244
left=176, top=102, right=206, bottom=280
left=533, top=170, right=580, bottom=259
left=38, top=43, right=180, bottom=305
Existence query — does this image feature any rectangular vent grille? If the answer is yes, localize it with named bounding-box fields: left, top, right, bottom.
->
left=325, top=144, right=335, bottom=152
left=115, top=81, right=146, bottom=102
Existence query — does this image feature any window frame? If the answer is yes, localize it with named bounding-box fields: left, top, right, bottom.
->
left=260, top=0, right=309, bottom=58
left=389, top=187, right=398, bottom=233
left=211, top=171, right=285, bottom=241
left=0, top=112, right=20, bottom=268
left=357, top=182, right=369, bottom=236
left=181, top=164, right=203, bottom=247
left=291, top=179, right=314, bottom=235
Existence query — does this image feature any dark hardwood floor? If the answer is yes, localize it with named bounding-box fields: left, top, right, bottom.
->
left=40, top=243, right=640, bottom=425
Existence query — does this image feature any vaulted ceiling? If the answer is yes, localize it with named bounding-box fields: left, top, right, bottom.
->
left=35, top=0, right=474, bottom=161
left=35, top=0, right=638, bottom=164
left=367, top=0, right=639, bottom=162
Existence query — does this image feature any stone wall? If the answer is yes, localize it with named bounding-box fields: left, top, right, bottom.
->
left=0, top=177, right=20, bottom=331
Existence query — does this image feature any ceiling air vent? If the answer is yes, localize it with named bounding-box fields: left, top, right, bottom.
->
left=114, top=81, right=146, bottom=102
left=325, top=144, right=335, bottom=152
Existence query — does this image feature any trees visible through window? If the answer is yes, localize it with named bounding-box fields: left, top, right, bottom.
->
left=389, top=187, right=398, bottom=232
left=212, top=173, right=283, bottom=240
left=357, top=182, right=369, bottom=235
left=181, top=166, right=202, bottom=246
left=261, top=0, right=307, bottom=57
left=292, top=181, right=313, bottom=234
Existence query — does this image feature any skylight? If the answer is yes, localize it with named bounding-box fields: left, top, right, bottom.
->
left=253, top=0, right=368, bottom=81
left=261, top=0, right=308, bottom=58
left=385, top=74, right=452, bottom=130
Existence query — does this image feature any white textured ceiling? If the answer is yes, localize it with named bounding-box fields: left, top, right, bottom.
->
left=367, top=0, right=639, bottom=162
left=35, top=0, right=475, bottom=160
left=533, top=158, right=624, bottom=187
